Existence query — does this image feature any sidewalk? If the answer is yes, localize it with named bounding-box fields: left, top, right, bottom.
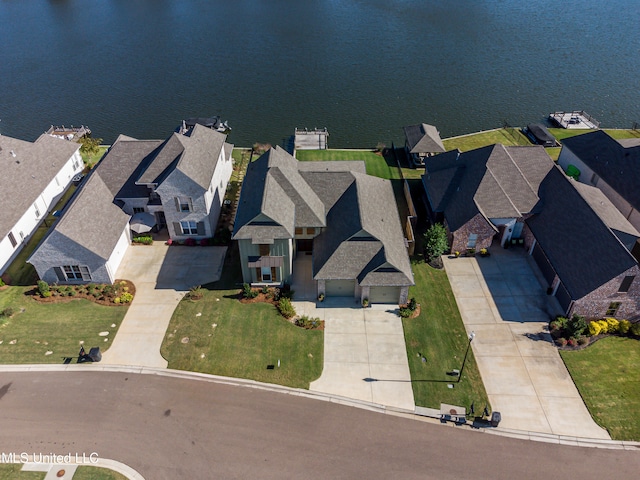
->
left=100, top=242, right=226, bottom=368
left=19, top=456, right=144, bottom=479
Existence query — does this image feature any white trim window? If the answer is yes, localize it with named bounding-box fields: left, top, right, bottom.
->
left=261, top=266, right=272, bottom=282
left=63, top=265, right=92, bottom=281
left=180, top=221, right=198, bottom=235
left=467, top=233, right=478, bottom=249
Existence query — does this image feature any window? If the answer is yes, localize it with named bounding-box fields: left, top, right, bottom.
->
left=72, top=156, right=81, bottom=170
left=180, top=221, right=198, bottom=235
left=132, top=207, right=145, bottom=214
left=175, top=197, right=192, bottom=212
left=259, top=244, right=270, bottom=256
left=261, top=266, right=272, bottom=282
left=8, top=232, right=17, bottom=248
left=467, top=233, right=478, bottom=249
left=295, top=227, right=303, bottom=235
left=34, top=203, right=41, bottom=218
left=306, top=227, right=315, bottom=235
left=62, top=265, right=91, bottom=281
left=619, top=276, right=635, bottom=293
left=606, top=302, right=621, bottom=317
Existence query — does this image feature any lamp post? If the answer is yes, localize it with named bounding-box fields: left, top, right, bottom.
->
left=457, top=331, right=475, bottom=383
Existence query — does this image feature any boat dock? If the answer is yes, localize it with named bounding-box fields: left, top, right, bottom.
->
left=294, top=127, right=329, bottom=150
left=46, top=125, right=91, bottom=140
left=549, top=111, right=600, bottom=129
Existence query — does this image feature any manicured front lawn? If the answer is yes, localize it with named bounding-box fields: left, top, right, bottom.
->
left=560, top=336, right=640, bottom=440
left=161, top=247, right=323, bottom=389
left=0, top=286, right=127, bottom=363
left=443, top=128, right=531, bottom=152
left=403, top=262, right=489, bottom=410
left=0, top=465, right=127, bottom=479
left=73, top=466, right=128, bottom=480
left=0, top=464, right=43, bottom=479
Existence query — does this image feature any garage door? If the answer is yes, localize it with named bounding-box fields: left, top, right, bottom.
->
left=369, top=286, right=401, bottom=304
left=325, top=279, right=355, bottom=297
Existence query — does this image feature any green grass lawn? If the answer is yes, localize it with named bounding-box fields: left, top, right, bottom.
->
left=295, top=149, right=401, bottom=180
left=547, top=128, right=640, bottom=143
left=0, top=464, right=126, bottom=479
left=443, top=128, right=531, bottom=152
left=2, top=185, right=78, bottom=286
left=161, top=247, right=323, bottom=389
left=0, top=287, right=127, bottom=363
left=560, top=336, right=640, bottom=440
left=403, top=262, right=490, bottom=410
left=80, top=146, right=108, bottom=169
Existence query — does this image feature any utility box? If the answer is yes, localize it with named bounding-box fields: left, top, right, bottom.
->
left=491, top=411, right=501, bottom=427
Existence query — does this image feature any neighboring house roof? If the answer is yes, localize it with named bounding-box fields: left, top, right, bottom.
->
left=0, top=134, right=80, bottom=240
left=422, top=144, right=554, bottom=230
left=562, top=130, right=640, bottom=211
left=526, top=166, right=637, bottom=300
left=233, top=148, right=413, bottom=286
left=403, top=123, right=445, bottom=154
left=98, top=138, right=163, bottom=199
left=572, top=180, right=640, bottom=239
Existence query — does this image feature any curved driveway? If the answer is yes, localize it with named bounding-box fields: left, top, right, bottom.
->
left=1, top=371, right=638, bottom=480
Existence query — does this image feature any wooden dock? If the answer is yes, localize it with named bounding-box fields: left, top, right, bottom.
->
left=548, top=111, right=600, bottom=129
left=294, top=127, right=329, bottom=150
left=46, top=125, right=91, bottom=140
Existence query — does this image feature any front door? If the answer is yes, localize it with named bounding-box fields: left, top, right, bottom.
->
left=156, top=211, right=167, bottom=229
left=296, top=239, right=313, bottom=253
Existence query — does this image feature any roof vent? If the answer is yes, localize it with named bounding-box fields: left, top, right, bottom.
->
left=10, top=150, right=16, bottom=157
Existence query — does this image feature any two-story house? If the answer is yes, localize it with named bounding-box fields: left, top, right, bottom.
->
left=29, top=123, right=232, bottom=284
left=233, top=147, right=414, bottom=305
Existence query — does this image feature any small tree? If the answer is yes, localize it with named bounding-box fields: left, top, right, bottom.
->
left=423, top=223, right=449, bottom=261
left=78, top=135, right=103, bottom=157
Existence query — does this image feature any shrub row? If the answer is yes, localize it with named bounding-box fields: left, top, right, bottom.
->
left=295, top=315, right=321, bottom=329
left=132, top=235, right=153, bottom=245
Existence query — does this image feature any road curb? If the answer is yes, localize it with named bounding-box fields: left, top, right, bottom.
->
left=2, top=364, right=639, bottom=450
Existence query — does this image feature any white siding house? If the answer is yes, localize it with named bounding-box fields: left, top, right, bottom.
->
left=0, top=134, right=82, bottom=278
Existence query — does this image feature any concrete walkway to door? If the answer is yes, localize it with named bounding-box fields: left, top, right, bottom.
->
left=443, top=247, right=610, bottom=438
left=101, top=241, right=227, bottom=368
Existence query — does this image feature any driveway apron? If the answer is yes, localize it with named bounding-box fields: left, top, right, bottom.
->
left=297, top=299, right=415, bottom=411
left=101, top=242, right=226, bottom=368
left=443, top=248, right=610, bottom=438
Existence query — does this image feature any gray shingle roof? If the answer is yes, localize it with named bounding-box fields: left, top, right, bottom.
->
left=0, top=134, right=80, bottom=239
left=422, top=145, right=554, bottom=230
left=562, top=130, right=640, bottom=211
left=174, top=124, right=227, bottom=190
left=526, top=166, right=637, bottom=300
left=403, top=123, right=445, bottom=154
left=33, top=171, right=130, bottom=262
left=135, top=134, right=184, bottom=185
left=234, top=148, right=413, bottom=286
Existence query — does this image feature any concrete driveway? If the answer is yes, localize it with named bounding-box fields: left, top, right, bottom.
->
left=443, top=247, right=610, bottom=438
left=101, top=241, right=227, bottom=368
left=296, top=299, right=415, bottom=411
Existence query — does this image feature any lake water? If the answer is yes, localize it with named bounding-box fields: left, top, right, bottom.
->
left=0, top=0, right=638, bottom=147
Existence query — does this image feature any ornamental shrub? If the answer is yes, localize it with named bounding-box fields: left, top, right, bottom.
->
left=630, top=323, right=640, bottom=338
left=423, top=223, right=449, bottom=261
left=242, top=283, right=257, bottom=299
left=408, top=298, right=417, bottom=311
left=588, top=321, right=601, bottom=336
left=277, top=297, right=296, bottom=319
left=114, top=297, right=121, bottom=304
left=555, top=337, right=567, bottom=347
left=37, top=280, right=50, bottom=297
left=0, top=278, right=5, bottom=287
left=119, top=292, right=133, bottom=303
left=567, top=314, right=587, bottom=338
left=398, top=307, right=412, bottom=318
left=596, top=319, right=609, bottom=334
left=605, top=317, right=620, bottom=334
left=567, top=338, right=577, bottom=347
left=619, top=319, right=631, bottom=335
left=577, top=336, right=589, bottom=346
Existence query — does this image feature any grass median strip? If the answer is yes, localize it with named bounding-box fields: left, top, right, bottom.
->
left=560, top=336, right=640, bottom=440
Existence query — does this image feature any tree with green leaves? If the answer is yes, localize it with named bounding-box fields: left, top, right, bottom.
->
left=423, top=223, right=449, bottom=261
left=78, top=135, right=103, bottom=157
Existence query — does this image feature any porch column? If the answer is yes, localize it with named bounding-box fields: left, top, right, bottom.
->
left=317, top=279, right=325, bottom=299
left=360, top=286, right=370, bottom=304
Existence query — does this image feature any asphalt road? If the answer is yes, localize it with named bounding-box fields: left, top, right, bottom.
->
left=0, top=372, right=638, bottom=479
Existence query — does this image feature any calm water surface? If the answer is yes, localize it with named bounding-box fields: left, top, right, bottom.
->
left=0, top=0, right=638, bottom=146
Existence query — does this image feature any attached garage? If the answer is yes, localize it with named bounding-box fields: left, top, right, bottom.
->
left=369, top=286, right=401, bottom=304
left=325, top=279, right=355, bottom=297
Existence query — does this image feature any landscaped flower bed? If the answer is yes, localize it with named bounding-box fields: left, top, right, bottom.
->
left=31, top=279, right=135, bottom=306
left=550, top=314, right=640, bottom=349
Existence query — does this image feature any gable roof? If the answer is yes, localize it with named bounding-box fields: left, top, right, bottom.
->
left=562, top=130, right=640, bottom=210
left=403, top=123, right=445, bottom=154
left=526, top=166, right=638, bottom=300
left=0, top=134, right=80, bottom=240
left=234, top=149, right=413, bottom=286
left=422, top=145, right=554, bottom=230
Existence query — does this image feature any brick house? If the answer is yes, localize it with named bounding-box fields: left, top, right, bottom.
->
left=422, top=143, right=640, bottom=319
